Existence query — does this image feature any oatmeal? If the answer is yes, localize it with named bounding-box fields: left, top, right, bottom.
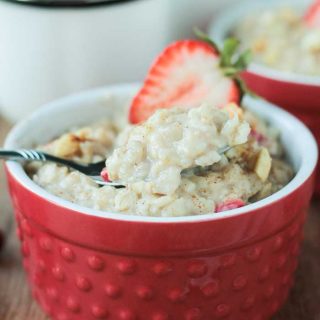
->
left=234, top=7, right=320, bottom=75
left=39, top=120, right=120, bottom=163
left=106, top=103, right=250, bottom=195
left=32, top=102, right=293, bottom=217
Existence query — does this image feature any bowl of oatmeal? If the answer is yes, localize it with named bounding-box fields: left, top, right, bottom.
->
left=209, top=0, right=320, bottom=196
left=4, top=83, right=317, bottom=320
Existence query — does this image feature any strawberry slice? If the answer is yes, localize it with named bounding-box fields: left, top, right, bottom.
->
left=304, top=0, right=320, bottom=27
left=100, top=168, right=111, bottom=182
left=250, top=128, right=267, bottom=145
left=129, top=40, right=241, bottom=124
left=215, top=199, right=245, bottom=213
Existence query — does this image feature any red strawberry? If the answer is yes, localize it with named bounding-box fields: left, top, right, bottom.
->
left=100, top=168, right=110, bottom=182
left=304, top=0, right=320, bottom=27
left=215, top=199, right=245, bottom=213
left=129, top=40, right=241, bottom=124
left=250, top=128, right=267, bottom=145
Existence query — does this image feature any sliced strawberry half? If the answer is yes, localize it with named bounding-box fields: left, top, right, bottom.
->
left=304, top=0, right=320, bottom=27
left=129, top=40, right=240, bottom=124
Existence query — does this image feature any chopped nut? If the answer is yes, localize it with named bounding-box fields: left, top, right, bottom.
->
left=53, top=134, right=81, bottom=158
left=74, top=127, right=91, bottom=140
left=252, top=182, right=273, bottom=201
left=252, top=39, right=267, bottom=53
left=254, top=147, right=272, bottom=182
left=224, top=103, right=244, bottom=119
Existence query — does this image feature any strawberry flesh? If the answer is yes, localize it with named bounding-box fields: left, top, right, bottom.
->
left=250, top=128, right=267, bottom=145
left=129, top=40, right=240, bottom=124
left=101, top=168, right=110, bottom=182
left=304, top=0, right=320, bottom=27
left=215, top=199, right=245, bottom=213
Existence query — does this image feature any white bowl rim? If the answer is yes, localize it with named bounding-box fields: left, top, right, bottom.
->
left=4, top=83, right=318, bottom=223
left=209, top=0, right=320, bottom=86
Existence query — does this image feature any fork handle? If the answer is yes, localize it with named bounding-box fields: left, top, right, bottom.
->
left=0, top=149, right=83, bottom=171
left=0, top=149, right=48, bottom=162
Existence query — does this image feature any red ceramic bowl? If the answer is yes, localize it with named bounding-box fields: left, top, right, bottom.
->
left=4, top=84, right=318, bottom=320
left=209, top=0, right=320, bottom=197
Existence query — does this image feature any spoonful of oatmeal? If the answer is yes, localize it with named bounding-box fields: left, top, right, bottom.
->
left=0, top=103, right=249, bottom=190
left=101, top=103, right=250, bottom=192
left=98, top=35, right=253, bottom=191
left=3, top=35, right=254, bottom=190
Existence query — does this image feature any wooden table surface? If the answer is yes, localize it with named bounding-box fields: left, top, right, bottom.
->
left=0, top=116, right=320, bottom=320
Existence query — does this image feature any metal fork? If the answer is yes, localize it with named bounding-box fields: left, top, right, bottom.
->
left=0, top=149, right=109, bottom=186
left=1, top=146, right=232, bottom=188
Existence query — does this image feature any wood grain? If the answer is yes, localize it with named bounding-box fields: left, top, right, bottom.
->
left=0, top=116, right=319, bottom=320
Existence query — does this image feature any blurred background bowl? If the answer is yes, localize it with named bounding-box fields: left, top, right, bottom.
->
left=209, top=0, right=320, bottom=197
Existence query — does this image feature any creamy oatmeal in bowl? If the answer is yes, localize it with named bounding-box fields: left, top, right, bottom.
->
left=23, top=36, right=295, bottom=218
left=31, top=101, right=293, bottom=217
left=235, top=7, right=320, bottom=76
left=210, top=0, right=320, bottom=77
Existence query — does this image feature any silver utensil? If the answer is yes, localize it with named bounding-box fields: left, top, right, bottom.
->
left=98, top=145, right=232, bottom=187
left=1, top=146, right=232, bottom=188
left=1, top=149, right=106, bottom=185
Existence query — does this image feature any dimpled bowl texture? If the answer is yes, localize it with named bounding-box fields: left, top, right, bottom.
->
left=209, top=0, right=320, bottom=197
left=4, top=84, right=318, bottom=320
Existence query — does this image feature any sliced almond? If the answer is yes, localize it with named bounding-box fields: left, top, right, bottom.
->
left=53, top=134, right=81, bottom=158
left=252, top=39, right=266, bottom=53
left=253, top=182, right=273, bottom=201
left=224, top=103, right=244, bottom=119
left=254, top=147, right=272, bottom=182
